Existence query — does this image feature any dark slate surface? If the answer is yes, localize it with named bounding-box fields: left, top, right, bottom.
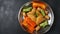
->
left=0, top=0, right=60, bottom=34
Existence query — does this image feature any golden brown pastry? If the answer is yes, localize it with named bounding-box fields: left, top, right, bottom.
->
left=45, top=15, right=50, bottom=20
left=35, top=26, right=40, bottom=31
left=45, top=11, right=49, bottom=15
left=27, top=8, right=36, bottom=22
left=36, top=16, right=45, bottom=25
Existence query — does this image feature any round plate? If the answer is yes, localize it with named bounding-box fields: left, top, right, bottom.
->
left=18, top=1, right=54, bottom=34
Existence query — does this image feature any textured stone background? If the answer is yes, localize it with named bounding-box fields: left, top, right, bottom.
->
left=0, top=0, right=60, bottom=34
